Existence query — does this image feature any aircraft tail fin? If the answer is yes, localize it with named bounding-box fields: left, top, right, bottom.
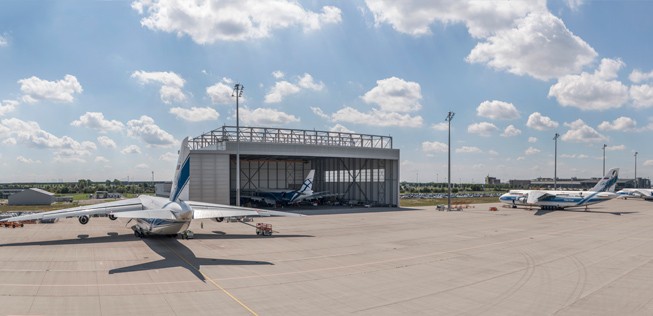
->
left=298, top=170, right=315, bottom=195
left=590, top=168, right=619, bottom=192
left=170, top=137, right=191, bottom=202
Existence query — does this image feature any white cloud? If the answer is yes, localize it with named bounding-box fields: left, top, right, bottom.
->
left=467, top=12, right=596, bottom=81
left=160, top=152, right=178, bottom=162
left=265, top=73, right=324, bottom=103
left=561, top=119, right=608, bottom=143
left=630, top=84, right=653, bottom=109
left=525, top=147, right=540, bottom=155
left=467, top=122, right=498, bottom=137
left=311, top=107, right=330, bottom=120
left=330, top=124, right=354, bottom=133
left=606, top=145, right=625, bottom=151
left=126, top=115, right=177, bottom=147
left=94, top=156, right=109, bottom=163
left=629, top=69, right=653, bottom=83
left=517, top=156, right=525, bottom=161
left=431, top=122, right=448, bottom=131
left=136, top=163, right=149, bottom=169
left=170, top=107, right=219, bottom=122
left=528, top=137, right=538, bottom=143
left=526, top=112, right=559, bottom=131
left=476, top=100, right=519, bottom=120
left=206, top=79, right=235, bottom=105
left=71, top=112, right=124, bottom=133
left=565, top=0, right=584, bottom=11
left=0, top=100, right=19, bottom=116
left=643, top=160, right=653, bottom=167
left=3, top=138, right=16, bottom=145
left=362, top=77, right=422, bottom=112
left=331, top=107, right=423, bottom=128
left=17, top=156, right=41, bottom=164
left=561, top=154, right=589, bottom=159
left=422, top=141, right=447, bottom=153
left=0, top=34, right=7, bottom=47
left=18, top=75, right=83, bottom=104
left=121, top=145, right=141, bottom=154
left=501, top=125, right=521, bottom=137
left=131, top=70, right=186, bottom=104
left=132, top=0, right=342, bottom=44
left=549, top=58, right=629, bottom=111
left=272, top=71, right=285, bottom=79
left=456, top=146, right=482, bottom=154
left=97, top=136, right=117, bottom=149
left=488, top=150, right=499, bottom=156
left=240, top=107, right=299, bottom=125
left=597, top=117, right=637, bottom=132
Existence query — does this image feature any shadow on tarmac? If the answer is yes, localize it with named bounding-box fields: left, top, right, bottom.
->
left=533, top=209, right=638, bottom=216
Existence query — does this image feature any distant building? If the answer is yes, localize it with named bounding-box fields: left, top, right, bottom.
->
left=509, top=180, right=531, bottom=189
left=8, top=188, right=55, bottom=205
left=0, top=189, right=24, bottom=199
left=155, top=182, right=172, bottom=197
left=485, top=176, right=500, bottom=185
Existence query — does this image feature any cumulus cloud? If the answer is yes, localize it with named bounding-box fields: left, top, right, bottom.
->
left=362, top=77, right=422, bottom=112
left=501, top=125, right=521, bottom=137
left=630, top=84, right=653, bottom=109
left=0, top=34, right=7, bottom=47
left=170, top=107, right=219, bottom=122
left=549, top=58, right=629, bottom=111
left=606, top=145, right=625, bottom=151
left=467, top=122, right=498, bottom=137
left=132, top=0, right=342, bottom=44
left=71, top=112, right=124, bottom=133
left=94, top=156, right=109, bottom=163
left=528, top=137, right=538, bottom=143
left=561, top=153, right=589, bottom=159
left=431, top=122, right=448, bottom=131
left=629, top=69, right=653, bottom=83
left=160, top=152, right=178, bottom=162
left=643, top=160, right=653, bottom=167
left=206, top=78, right=236, bottom=105
left=17, top=156, right=41, bottom=164
left=456, top=146, right=482, bottom=154
left=311, top=107, right=330, bottom=120
left=467, top=11, right=596, bottom=80
left=476, top=100, right=519, bottom=120
left=597, top=117, right=637, bottom=132
left=331, top=107, right=423, bottom=128
left=239, top=107, right=299, bottom=125
left=121, top=145, right=141, bottom=154
left=561, top=119, right=608, bottom=143
left=131, top=70, right=186, bottom=104
left=135, top=163, right=149, bottom=170
left=272, top=71, right=285, bottom=79
left=526, top=112, right=559, bottom=131
left=97, top=136, right=117, bottom=149
left=422, top=141, right=447, bottom=153
left=525, top=147, right=540, bottom=155
left=126, top=115, right=177, bottom=147
left=330, top=124, right=353, bottom=133
left=3, top=138, right=16, bottom=145
left=0, top=100, right=19, bottom=116
left=18, top=75, right=83, bottom=103
left=265, top=73, right=324, bottom=103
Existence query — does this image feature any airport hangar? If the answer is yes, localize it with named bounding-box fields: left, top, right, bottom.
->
left=185, top=125, right=400, bottom=207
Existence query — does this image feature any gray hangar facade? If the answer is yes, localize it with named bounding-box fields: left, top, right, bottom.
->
left=186, top=126, right=400, bottom=207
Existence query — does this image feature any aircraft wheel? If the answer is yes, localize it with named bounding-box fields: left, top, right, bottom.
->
left=134, top=230, right=139, bottom=238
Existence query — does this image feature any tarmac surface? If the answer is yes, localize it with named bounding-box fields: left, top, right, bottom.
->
left=1, top=199, right=652, bottom=315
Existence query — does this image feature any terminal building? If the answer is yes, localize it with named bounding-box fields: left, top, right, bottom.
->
left=185, top=126, right=400, bottom=207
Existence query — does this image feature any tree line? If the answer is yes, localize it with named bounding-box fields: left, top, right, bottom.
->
left=0, top=179, right=156, bottom=195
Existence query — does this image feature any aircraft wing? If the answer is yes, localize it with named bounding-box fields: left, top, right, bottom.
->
left=187, top=200, right=303, bottom=219
left=0, top=197, right=144, bottom=222
left=526, top=191, right=553, bottom=204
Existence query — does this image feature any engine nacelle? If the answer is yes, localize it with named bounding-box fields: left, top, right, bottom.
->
left=214, top=217, right=224, bottom=222
left=108, top=214, right=117, bottom=221
left=79, top=215, right=89, bottom=225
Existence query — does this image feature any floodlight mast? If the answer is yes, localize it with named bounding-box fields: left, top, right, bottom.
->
left=232, top=84, right=244, bottom=206
left=553, top=133, right=560, bottom=190
left=446, top=111, right=455, bottom=211
left=602, top=144, right=607, bottom=176
left=634, top=151, right=638, bottom=188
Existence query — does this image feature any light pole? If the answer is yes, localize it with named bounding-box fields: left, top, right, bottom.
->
left=634, top=151, right=638, bottom=188
left=446, top=111, right=455, bottom=211
left=553, top=133, right=559, bottom=190
left=232, top=83, right=244, bottom=206
left=602, top=144, right=607, bottom=176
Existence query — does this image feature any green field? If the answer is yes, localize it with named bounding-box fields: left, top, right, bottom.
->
left=400, top=196, right=499, bottom=207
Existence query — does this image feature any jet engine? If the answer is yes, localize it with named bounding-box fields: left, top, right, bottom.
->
left=213, top=217, right=225, bottom=222
left=78, top=215, right=89, bottom=225
left=108, top=214, right=117, bottom=221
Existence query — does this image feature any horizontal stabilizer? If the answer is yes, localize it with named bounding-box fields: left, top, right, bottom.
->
left=110, top=209, right=177, bottom=220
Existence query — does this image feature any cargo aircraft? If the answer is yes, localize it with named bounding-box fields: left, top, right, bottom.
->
left=499, top=168, right=619, bottom=211
left=616, top=188, right=653, bottom=200
left=242, top=170, right=321, bottom=205
left=0, top=137, right=301, bottom=237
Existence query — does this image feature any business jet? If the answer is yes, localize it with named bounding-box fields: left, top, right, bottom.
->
left=0, top=137, right=301, bottom=237
left=499, top=168, right=619, bottom=210
left=616, top=188, right=653, bottom=200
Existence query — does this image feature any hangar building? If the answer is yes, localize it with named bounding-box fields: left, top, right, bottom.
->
left=8, top=188, right=55, bottom=205
left=187, top=126, right=400, bottom=207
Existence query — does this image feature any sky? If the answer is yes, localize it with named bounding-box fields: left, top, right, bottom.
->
left=1, top=0, right=653, bottom=184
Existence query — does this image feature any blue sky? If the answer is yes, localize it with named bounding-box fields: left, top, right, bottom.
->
left=1, top=0, right=653, bottom=183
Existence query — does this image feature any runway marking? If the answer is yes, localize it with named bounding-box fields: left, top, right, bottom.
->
left=162, top=241, right=259, bottom=316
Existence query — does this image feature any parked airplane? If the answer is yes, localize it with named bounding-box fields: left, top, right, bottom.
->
left=243, top=170, right=317, bottom=205
left=616, top=188, right=653, bottom=200
left=499, top=168, right=619, bottom=210
left=0, top=137, right=301, bottom=237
